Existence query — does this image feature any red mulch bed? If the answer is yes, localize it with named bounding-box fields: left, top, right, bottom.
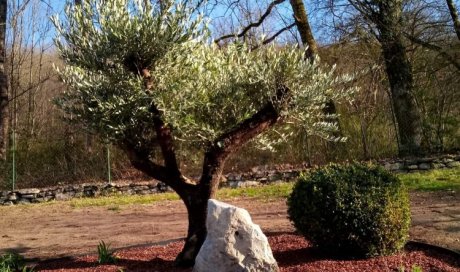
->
left=34, top=233, right=460, bottom=272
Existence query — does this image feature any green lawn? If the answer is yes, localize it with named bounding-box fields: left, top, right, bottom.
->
left=68, top=182, right=294, bottom=208
left=6, top=168, right=459, bottom=209
left=68, top=168, right=460, bottom=208
left=397, top=168, right=460, bottom=192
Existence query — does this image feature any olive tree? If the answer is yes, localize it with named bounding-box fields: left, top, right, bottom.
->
left=52, top=0, right=351, bottom=266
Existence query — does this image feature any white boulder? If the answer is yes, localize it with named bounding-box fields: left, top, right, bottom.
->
left=193, top=199, right=279, bottom=272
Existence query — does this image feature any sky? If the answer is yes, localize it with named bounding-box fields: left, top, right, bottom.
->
left=7, top=0, right=460, bottom=51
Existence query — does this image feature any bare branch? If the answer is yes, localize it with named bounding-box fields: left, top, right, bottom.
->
left=214, top=0, right=287, bottom=44
left=251, top=23, right=296, bottom=50
left=404, top=32, right=460, bottom=71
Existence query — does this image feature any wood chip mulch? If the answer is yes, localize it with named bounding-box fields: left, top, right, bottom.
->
left=34, top=233, right=460, bottom=272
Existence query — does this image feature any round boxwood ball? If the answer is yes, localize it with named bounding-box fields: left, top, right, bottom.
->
left=287, top=163, right=410, bottom=258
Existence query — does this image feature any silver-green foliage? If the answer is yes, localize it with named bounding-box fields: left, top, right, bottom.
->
left=52, top=0, right=353, bottom=152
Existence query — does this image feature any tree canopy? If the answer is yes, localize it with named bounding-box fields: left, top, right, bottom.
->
left=53, top=0, right=351, bottom=153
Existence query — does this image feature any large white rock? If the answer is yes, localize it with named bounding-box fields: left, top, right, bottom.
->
left=193, top=199, right=279, bottom=272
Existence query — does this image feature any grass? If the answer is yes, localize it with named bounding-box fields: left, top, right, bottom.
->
left=97, top=241, right=117, bottom=264
left=69, top=192, right=180, bottom=208
left=2, top=168, right=458, bottom=210
left=217, top=182, right=293, bottom=200
left=68, top=182, right=294, bottom=208
left=0, top=252, right=34, bottom=272
left=397, top=168, right=460, bottom=192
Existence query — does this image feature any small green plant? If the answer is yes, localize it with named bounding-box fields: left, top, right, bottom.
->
left=399, top=265, right=423, bottom=272
left=97, top=241, right=117, bottom=264
left=0, top=252, right=34, bottom=272
left=288, top=163, right=411, bottom=258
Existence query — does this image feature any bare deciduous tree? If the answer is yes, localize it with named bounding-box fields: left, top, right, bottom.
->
left=0, top=0, right=7, bottom=161
left=446, top=0, right=460, bottom=40
left=289, top=0, right=318, bottom=61
left=343, top=0, right=423, bottom=156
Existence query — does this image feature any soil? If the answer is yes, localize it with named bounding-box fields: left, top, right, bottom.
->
left=0, top=191, right=459, bottom=269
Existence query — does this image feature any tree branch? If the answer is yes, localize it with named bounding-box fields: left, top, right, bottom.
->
left=197, top=86, right=290, bottom=195
left=404, top=32, right=460, bottom=71
left=214, top=0, right=287, bottom=44
left=215, top=86, right=289, bottom=157
left=122, top=143, right=174, bottom=183
left=251, top=23, right=296, bottom=50
left=8, top=75, right=51, bottom=102
left=122, top=141, right=196, bottom=190
left=140, top=69, right=181, bottom=175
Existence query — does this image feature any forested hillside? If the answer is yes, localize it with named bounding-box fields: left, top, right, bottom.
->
left=0, top=0, right=458, bottom=190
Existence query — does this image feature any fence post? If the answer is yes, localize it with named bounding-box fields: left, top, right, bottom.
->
left=11, top=128, right=16, bottom=191
left=107, top=144, right=111, bottom=183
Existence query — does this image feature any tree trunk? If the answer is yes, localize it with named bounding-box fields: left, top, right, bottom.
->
left=0, top=0, right=8, bottom=161
left=359, top=119, right=370, bottom=159
left=174, top=187, right=210, bottom=267
left=290, top=0, right=342, bottom=147
left=289, top=0, right=318, bottom=61
left=446, top=0, right=460, bottom=41
left=175, top=150, right=223, bottom=267
left=125, top=73, right=287, bottom=268
left=375, top=1, right=423, bottom=156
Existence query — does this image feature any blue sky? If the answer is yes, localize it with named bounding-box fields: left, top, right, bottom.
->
left=8, top=0, right=460, bottom=49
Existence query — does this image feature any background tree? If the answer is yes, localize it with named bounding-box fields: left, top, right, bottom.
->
left=0, top=0, right=7, bottom=161
left=446, top=0, right=460, bottom=40
left=345, top=0, right=422, bottom=156
left=52, top=0, right=351, bottom=266
left=289, top=0, right=317, bottom=60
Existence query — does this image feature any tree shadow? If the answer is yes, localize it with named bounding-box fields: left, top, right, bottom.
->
left=34, top=257, right=192, bottom=272
left=0, top=245, right=32, bottom=255
left=117, top=257, right=191, bottom=272
left=273, top=246, right=330, bottom=267
left=406, top=242, right=460, bottom=269
left=33, top=257, right=97, bottom=270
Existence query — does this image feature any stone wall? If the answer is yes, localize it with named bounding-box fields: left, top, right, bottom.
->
left=1, top=154, right=459, bottom=206
left=381, top=154, right=460, bottom=172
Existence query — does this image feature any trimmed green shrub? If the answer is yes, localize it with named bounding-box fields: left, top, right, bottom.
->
left=287, top=163, right=410, bottom=258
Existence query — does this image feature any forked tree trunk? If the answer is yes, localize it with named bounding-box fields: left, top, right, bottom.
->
left=175, top=151, right=224, bottom=266
left=125, top=66, right=288, bottom=268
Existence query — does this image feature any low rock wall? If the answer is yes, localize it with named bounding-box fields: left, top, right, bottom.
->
left=1, top=154, right=459, bottom=206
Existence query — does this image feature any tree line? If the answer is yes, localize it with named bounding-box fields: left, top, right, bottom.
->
left=0, top=0, right=458, bottom=190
